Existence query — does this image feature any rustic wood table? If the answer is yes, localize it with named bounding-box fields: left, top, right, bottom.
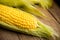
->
left=0, top=3, right=60, bottom=40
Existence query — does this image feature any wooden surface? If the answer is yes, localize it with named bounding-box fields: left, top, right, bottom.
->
left=0, top=3, right=60, bottom=40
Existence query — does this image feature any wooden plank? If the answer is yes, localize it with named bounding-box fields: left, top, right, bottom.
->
left=48, top=3, right=60, bottom=24
left=47, top=2, right=60, bottom=36
left=0, top=28, right=19, bottom=40
left=18, top=34, right=41, bottom=40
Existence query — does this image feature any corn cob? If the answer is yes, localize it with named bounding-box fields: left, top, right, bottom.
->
left=0, top=4, right=58, bottom=39
left=0, top=0, right=48, bottom=19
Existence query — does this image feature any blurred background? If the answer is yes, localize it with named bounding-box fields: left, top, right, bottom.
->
left=54, top=0, right=60, bottom=7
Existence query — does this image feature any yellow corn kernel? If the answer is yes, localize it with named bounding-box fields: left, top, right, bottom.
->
left=0, top=4, right=38, bottom=29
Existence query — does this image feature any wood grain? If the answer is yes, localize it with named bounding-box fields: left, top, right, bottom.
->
left=0, top=29, right=19, bottom=40
left=48, top=3, right=60, bottom=24
left=18, top=34, right=41, bottom=40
